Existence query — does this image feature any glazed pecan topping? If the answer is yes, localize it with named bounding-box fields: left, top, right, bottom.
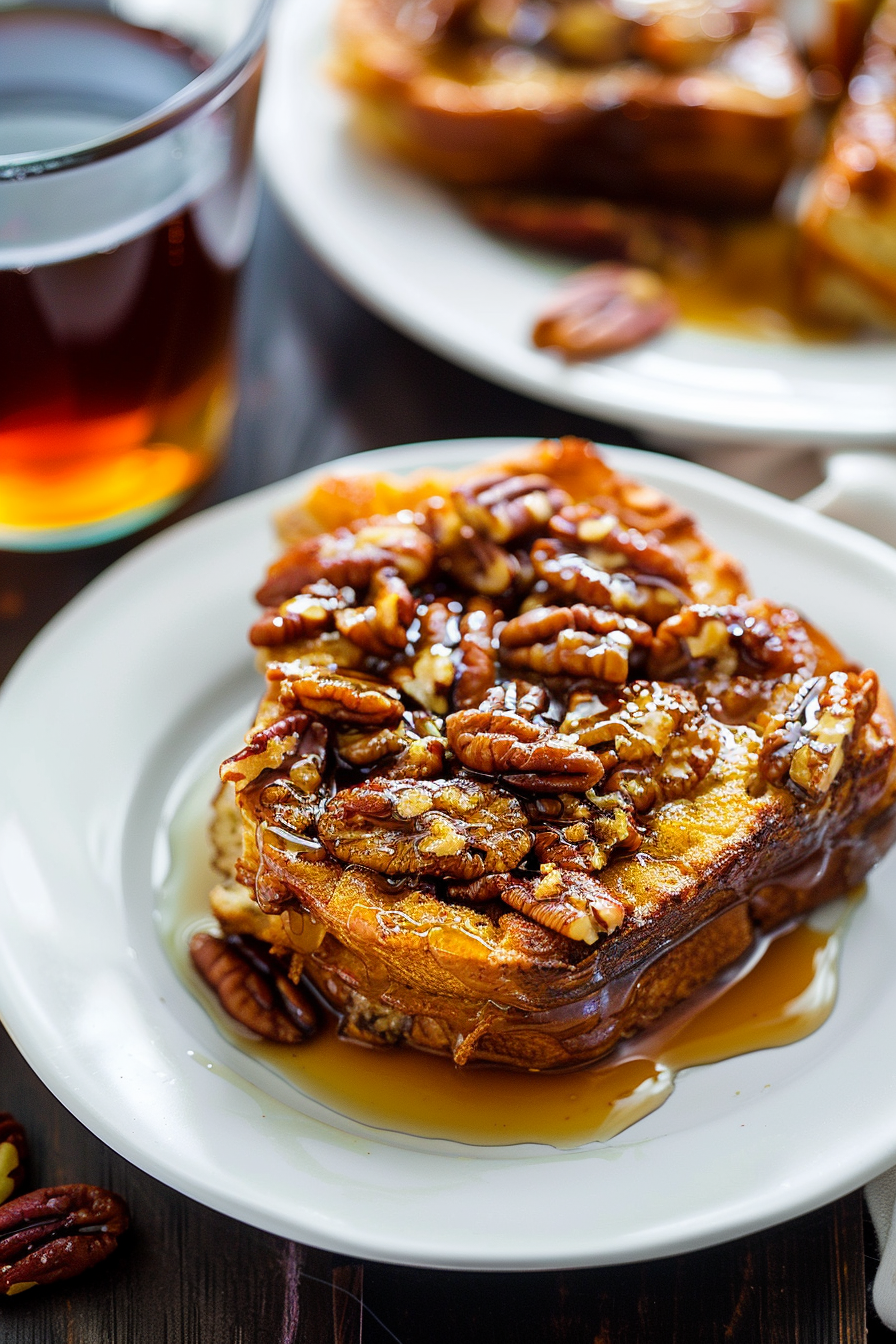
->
left=758, top=670, right=878, bottom=800
left=221, top=712, right=328, bottom=792
left=270, top=665, right=405, bottom=727
left=531, top=538, right=682, bottom=625
left=440, top=529, right=522, bottom=596
left=527, top=791, right=641, bottom=871
left=446, top=691, right=604, bottom=792
left=550, top=502, right=688, bottom=586
left=453, top=471, right=571, bottom=543
left=390, top=598, right=458, bottom=714
left=0, top=1116, right=27, bottom=1206
left=190, top=931, right=317, bottom=1042
left=257, top=518, right=434, bottom=606
left=334, top=568, right=416, bottom=657
left=0, top=1185, right=129, bottom=1297
left=561, top=681, right=720, bottom=812
left=454, top=597, right=500, bottom=710
left=336, top=711, right=446, bottom=780
left=649, top=602, right=817, bottom=682
left=249, top=582, right=351, bottom=648
left=318, top=776, right=532, bottom=879
left=500, top=868, right=626, bottom=943
left=500, top=603, right=652, bottom=682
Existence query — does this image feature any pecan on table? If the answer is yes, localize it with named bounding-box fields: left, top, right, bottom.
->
left=758, top=670, right=878, bottom=800
left=221, top=711, right=329, bottom=793
left=269, top=665, right=405, bottom=727
left=256, top=518, right=434, bottom=606
left=452, top=471, right=571, bottom=544
left=190, top=931, right=317, bottom=1043
left=318, top=776, right=532, bottom=880
left=446, top=690, right=605, bottom=793
left=0, top=1185, right=128, bottom=1297
left=531, top=538, right=682, bottom=625
left=500, top=868, right=626, bottom=943
left=500, top=603, right=652, bottom=682
left=561, top=681, right=720, bottom=812
left=549, top=502, right=689, bottom=586
left=532, top=262, right=677, bottom=360
left=0, top=1115, right=27, bottom=1206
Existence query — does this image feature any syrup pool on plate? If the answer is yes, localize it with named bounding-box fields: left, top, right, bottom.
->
left=157, top=765, right=858, bottom=1148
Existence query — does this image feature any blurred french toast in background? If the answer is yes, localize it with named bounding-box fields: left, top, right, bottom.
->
left=331, top=0, right=896, bottom=345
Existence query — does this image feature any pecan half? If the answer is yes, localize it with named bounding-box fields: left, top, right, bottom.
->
left=221, top=712, right=328, bottom=793
left=249, top=582, right=351, bottom=648
left=334, top=568, right=416, bottom=657
left=454, top=598, right=500, bottom=710
left=0, top=1116, right=27, bottom=1206
left=0, top=1185, right=128, bottom=1297
left=500, top=868, right=626, bottom=943
left=446, top=697, right=604, bottom=792
left=257, top=518, right=434, bottom=606
left=452, top=471, right=571, bottom=543
left=532, top=263, right=676, bottom=360
left=318, top=776, right=532, bottom=879
left=440, top=528, right=521, bottom=596
left=390, top=599, right=458, bottom=714
left=336, top=711, right=446, bottom=781
left=649, top=602, right=817, bottom=682
left=550, top=503, right=688, bottom=586
left=758, top=670, right=878, bottom=800
left=531, top=538, right=681, bottom=625
left=500, top=604, right=651, bottom=683
left=269, top=665, right=405, bottom=727
left=189, top=931, right=317, bottom=1042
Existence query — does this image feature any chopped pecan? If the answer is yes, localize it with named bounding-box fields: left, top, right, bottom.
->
left=334, top=568, right=416, bottom=657
left=390, top=599, right=458, bottom=714
left=452, top=471, right=571, bottom=543
left=562, top=681, right=720, bottom=812
left=318, top=776, right=531, bottom=879
left=649, top=602, right=817, bottom=681
left=550, top=503, right=689, bottom=586
left=439, top=527, right=522, bottom=597
left=527, top=791, right=641, bottom=871
left=0, top=1116, right=27, bottom=1206
left=249, top=582, right=351, bottom=648
left=337, top=711, right=446, bottom=780
left=0, top=1185, right=128, bottom=1297
left=190, top=931, right=317, bottom=1042
left=257, top=518, right=434, bottom=606
left=221, top=712, right=328, bottom=792
left=446, top=697, right=604, bottom=792
left=531, top=538, right=682, bottom=625
left=500, top=868, right=626, bottom=943
left=454, top=598, right=500, bottom=710
left=532, top=263, right=676, bottom=360
left=269, top=665, right=405, bottom=727
left=758, top=670, right=878, bottom=800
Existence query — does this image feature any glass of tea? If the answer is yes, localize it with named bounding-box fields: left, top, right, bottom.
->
left=0, top=0, right=272, bottom=549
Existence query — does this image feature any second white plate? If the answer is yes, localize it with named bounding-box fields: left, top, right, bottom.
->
left=257, top=0, right=896, bottom=450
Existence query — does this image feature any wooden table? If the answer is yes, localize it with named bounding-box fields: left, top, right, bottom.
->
left=0, top=192, right=888, bottom=1343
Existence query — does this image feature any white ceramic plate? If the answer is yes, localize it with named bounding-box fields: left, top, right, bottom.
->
left=256, top=0, right=896, bottom=451
left=2, top=438, right=896, bottom=1270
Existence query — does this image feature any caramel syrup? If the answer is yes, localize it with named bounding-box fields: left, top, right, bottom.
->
left=157, top=766, right=857, bottom=1148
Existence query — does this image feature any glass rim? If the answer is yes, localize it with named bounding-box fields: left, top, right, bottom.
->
left=0, top=0, right=274, bottom=181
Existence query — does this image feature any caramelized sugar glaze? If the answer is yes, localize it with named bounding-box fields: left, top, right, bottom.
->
left=192, top=439, right=896, bottom=1107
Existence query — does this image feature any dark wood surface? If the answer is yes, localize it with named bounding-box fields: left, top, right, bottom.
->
left=0, top=191, right=887, bottom=1341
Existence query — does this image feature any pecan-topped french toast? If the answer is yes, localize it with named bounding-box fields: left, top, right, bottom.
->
left=196, top=439, right=896, bottom=1070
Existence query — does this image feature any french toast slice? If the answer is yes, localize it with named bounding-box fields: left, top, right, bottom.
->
left=332, top=0, right=810, bottom=211
left=204, top=439, right=896, bottom=1070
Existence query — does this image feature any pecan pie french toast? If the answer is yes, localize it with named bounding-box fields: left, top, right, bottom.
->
left=199, top=438, right=896, bottom=1071
left=331, top=0, right=811, bottom=212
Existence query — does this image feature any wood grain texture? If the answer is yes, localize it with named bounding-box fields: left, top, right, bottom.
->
left=0, top=190, right=877, bottom=1342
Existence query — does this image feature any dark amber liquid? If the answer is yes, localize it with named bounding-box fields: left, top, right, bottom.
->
left=0, top=11, right=242, bottom=541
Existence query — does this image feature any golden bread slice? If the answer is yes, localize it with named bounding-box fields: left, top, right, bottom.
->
left=205, top=438, right=896, bottom=1070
